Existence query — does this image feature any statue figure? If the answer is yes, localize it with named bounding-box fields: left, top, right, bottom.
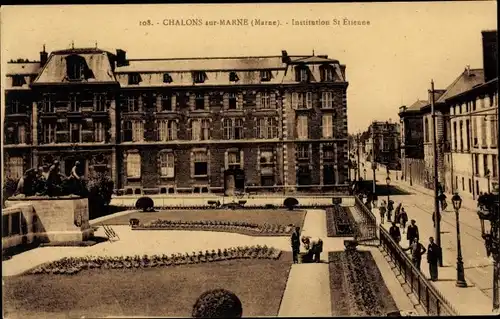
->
left=46, top=160, right=64, bottom=196
left=68, top=161, right=86, bottom=196
left=34, top=166, right=48, bottom=195
left=16, top=168, right=37, bottom=196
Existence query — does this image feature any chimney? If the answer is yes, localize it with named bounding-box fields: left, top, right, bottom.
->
left=482, top=30, right=498, bottom=82
left=281, top=50, right=290, bottom=64
left=466, top=64, right=471, bottom=76
left=40, top=44, right=48, bottom=67
left=116, top=49, right=127, bottom=67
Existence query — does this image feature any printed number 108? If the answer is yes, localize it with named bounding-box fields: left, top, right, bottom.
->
left=140, top=20, right=152, bottom=26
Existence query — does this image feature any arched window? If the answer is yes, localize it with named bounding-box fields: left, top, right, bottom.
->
left=65, top=55, right=87, bottom=80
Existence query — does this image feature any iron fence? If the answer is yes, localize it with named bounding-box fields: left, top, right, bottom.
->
left=353, top=195, right=378, bottom=245
left=379, top=226, right=458, bottom=316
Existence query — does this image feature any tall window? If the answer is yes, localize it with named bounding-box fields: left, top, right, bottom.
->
left=292, top=92, right=312, bottom=109
left=258, top=117, right=278, bottom=139
left=191, top=119, right=210, bottom=141
left=453, top=121, right=457, bottom=150
left=297, top=145, right=310, bottom=160
left=459, top=121, right=464, bottom=150
left=69, top=94, right=79, bottom=112
left=128, top=73, right=141, bottom=85
left=484, top=154, right=489, bottom=176
left=475, top=154, right=480, bottom=175
left=193, top=71, right=206, bottom=84
left=260, top=149, right=275, bottom=186
left=123, top=121, right=133, bottom=142
left=228, top=93, right=238, bottom=110
left=493, top=155, right=498, bottom=178
left=8, top=157, right=23, bottom=180
left=159, top=152, right=175, bottom=178
left=43, top=95, right=54, bottom=113
left=323, top=146, right=334, bottom=161
left=466, top=119, right=470, bottom=150
left=322, top=66, right=334, bottom=82
left=321, top=92, right=334, bottom=109
left=70, top=123, right=81, bottom=143
left=160, top=94, right=172, bottom=111
left=260, top=70, right=272, bottom=82
left=490, top=115, right=497, bottom=147
left=127, top=96, right=140, bottom=112
left=193, top=151, right=208, bottom=176
left=132, top=121, right=144, bottom=142
left=159, top=120, right=177, bottom=141
left=227, top=151, right=242, bottom=169
left=66, top=55, right=86, bottom=80
left=297, top=115, right=308, bottom=139
left=481, top=116, right=487, bottom=147
left=195, top=93, right=205, bottom=110
left=260, top=92, right=271, bottom=109
left=17, top=125, right=26, bottom=144
left=95, top=93, right=107, bottom=112
left=425, top=118, right=430, bottom=143
left=94, top=122, right=105, bottom=142
left=299, top=68, right=308, bottom=82
left=43, top=123, right=56, bottom=144
left=473, top=118, right=478, bottom=146
left=126, top=152, right=141, bottom=178
left=322, top=114, right=333, bottom=138
left=223, top=118, right=244, bottom=140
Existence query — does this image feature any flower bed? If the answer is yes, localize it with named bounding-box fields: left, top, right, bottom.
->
left=329, top=251, right=398, bottom=316
left=133, top=219, right=294, bottom=236
left=28, top=245, right=282, bottom=275
left=326, top=206, right=356, bottom=237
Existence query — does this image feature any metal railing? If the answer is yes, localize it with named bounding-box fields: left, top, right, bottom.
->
left=353, top=195, right=378, bottom=245
left=379, top=226, right=458, bottom=316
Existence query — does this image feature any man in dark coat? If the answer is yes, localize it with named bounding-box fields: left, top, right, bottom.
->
left=406, top=219, right=419, bottom=246
left=427, top=237, right=441, bottom=281
left=291, top=227, right=301, bottom=264
left=389, top=222, right=401, bottom=245
left=403, top=238, right=426, bottom=271
left=387, top=199, right=394, bottom=222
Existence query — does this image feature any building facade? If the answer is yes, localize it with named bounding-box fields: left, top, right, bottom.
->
left=364, top=121, right=401, bottom=170
left=3, top=47, right=350, bottom=195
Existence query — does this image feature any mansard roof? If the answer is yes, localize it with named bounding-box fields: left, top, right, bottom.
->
left=436, top=68, right=485, bottom=103
left=6, top=62, right=41, bottom=76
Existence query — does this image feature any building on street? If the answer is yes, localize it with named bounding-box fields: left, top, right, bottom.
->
left=363, top=120, right=401, bottom=170
left=3, top=46, right=350, bottom=195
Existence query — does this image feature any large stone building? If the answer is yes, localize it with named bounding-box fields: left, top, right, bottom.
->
left=3, top=47, right=350, bottom=195
left=399, top=30, right=498, bottom=197
left=363, top=120, right=401, bottom=170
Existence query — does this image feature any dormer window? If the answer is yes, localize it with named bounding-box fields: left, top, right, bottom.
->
left=229, top=72, right=239, bottom=82
left=12, top=75, right=26, bottom=87
left=260, top=70, right=272, bottom=82
left=321, top=65, right=334, bottom=82
left=128, top=73, right=141, bottom=85
left=295, top=66, right=310, bottom=82
left=66, top=55, right=88, bottom=81
left=193, top=71, right=206, bottom=84
left=163, top=73, right=173, bottom=83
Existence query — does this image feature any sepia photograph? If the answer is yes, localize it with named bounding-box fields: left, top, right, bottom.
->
left=0, top=1, right=498, bottom=318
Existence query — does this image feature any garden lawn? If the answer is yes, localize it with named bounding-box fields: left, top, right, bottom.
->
left=3, top=253, right=292, bottom=318
left=328, top=251, right=398, bottom=316
left=100, top=209, right=306, bottom=229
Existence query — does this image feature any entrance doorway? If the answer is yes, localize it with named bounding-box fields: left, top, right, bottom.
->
left=224, top=168, right=245, bottom=196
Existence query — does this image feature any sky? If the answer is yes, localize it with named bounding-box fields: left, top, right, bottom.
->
left=1, top=2, right=497, bottom=134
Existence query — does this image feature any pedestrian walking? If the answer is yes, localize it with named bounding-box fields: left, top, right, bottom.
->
left=291, top=226, right=301, bottom=264
left=438, top=191, right=448, bottom=211
left=406, top=219, right=419, bottom=246
left=403, top=238, right=426, bottom=270
left=379, top=200, right=387, bottom=224
left=387, top=199, right=394, bottom=222
left=427, top=237, right=442, bottom=281
left=389, top=222, right=401, bottom=245
left=394, top=203, right=402, bottom=224
left=399, top=208, right=408, bottom=233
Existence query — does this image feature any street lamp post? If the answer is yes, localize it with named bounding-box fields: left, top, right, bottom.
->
left=486, top=169, right=491, bottom=193
left=452, top=193, right=468, bottom=288
left=477, top=193, right=499, bottom=311
left=409, top=163, right=413, bottom=186
left=386, top=175, right=391, bottom=205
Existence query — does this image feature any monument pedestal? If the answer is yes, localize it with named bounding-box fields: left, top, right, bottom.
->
left=5, top=195, right=93, bottom=243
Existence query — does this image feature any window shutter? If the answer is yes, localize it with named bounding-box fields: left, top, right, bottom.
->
left=319, top=91, right=324, bottom=108
left=189, top=94, right=195, bottom=110
left=120, top=120, right=124, bottom=142
left=223, top=93, right=229, bottom=110
left=224, top=151, right=229, bottom=170
left=292, top=92, right=298, bottom=109
left=204, top=94, right=209, bottom=110
left=156, top=94, right=161, bottom=112
left=237, top=93, right=243, bottom=109
left=271, top=93, right=276, bottom=109
left=173, top=121, right=178, bottom=140
left=240, top=149, right=244, bottom=169
left=190, top=151, right=194, bottom=178
left=138, top=95, right=143, bottom=112
left=171, top=95, right=177, bottom=111
left=256, top=92, right=261, bottom=109
left=306, top=92, right=312, bottom=109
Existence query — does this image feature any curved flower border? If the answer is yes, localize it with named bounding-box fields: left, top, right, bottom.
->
left=133, top=219, right=294, bottom=236
left=28, top=245, right=282, bottom=275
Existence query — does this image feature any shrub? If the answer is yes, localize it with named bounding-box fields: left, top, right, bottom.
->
left=192, top=289, right=243, bottom=318
left=284, top=197, right=299, bottom=210
left=87, top=173, right=114, bottom=219
left=136, top=196, right=154, bottom=212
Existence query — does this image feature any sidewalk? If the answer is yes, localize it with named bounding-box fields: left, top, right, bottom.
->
left=366, top=164, right=496, bottom=315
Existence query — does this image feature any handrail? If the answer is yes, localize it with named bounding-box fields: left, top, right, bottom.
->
left=354, top=195, right=377, bottom=224
left=379, top=226, right=458, bottom=316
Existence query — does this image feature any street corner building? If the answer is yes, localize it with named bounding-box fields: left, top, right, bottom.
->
left=3, top=46, right=350, bottom=196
